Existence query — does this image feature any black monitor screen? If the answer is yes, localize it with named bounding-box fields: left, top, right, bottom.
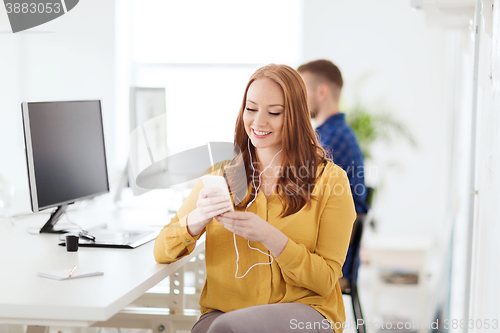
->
left=22, top=100, right=109, bottom=211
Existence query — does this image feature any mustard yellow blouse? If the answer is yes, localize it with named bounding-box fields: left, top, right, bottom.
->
left=154, top=162, right=356, bottom=332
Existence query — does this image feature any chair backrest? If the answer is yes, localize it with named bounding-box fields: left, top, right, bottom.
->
left=347, top=186, right=375, bottom=284
left=365, top=186, right=375, bottom=209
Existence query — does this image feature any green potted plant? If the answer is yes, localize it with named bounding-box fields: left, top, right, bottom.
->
left=345, top=101, right=417, bottom=161
left=342, top=73, right=417, bottom=161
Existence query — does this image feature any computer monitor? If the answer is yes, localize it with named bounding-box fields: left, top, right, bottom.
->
left=21, top=100, right=109, bottom=233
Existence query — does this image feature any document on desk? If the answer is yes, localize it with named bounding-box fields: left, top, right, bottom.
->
left=37, top=269, right=104, bottom=281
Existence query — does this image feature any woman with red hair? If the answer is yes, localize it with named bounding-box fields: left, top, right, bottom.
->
left=154, top=64, right=356, bottom=333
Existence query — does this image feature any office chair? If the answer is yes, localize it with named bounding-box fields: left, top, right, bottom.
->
left=341, top=186, right=374, bottom=333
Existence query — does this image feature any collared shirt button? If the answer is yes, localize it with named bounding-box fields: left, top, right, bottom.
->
left=186, top=239, right=191, bottom=243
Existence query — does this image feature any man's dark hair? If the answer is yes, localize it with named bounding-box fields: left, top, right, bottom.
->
left=297, top=59, right=343, bottom=89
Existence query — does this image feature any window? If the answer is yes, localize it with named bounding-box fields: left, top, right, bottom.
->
left=116, top=0, right=302, bottom=164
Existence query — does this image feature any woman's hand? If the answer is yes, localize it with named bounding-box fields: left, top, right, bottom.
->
left=216, top=211, right=289, bottom=257
left=186, top=188, right=233, bottom=237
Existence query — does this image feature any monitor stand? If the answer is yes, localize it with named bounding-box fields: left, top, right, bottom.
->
left=39, top=204, right=71, bottom=234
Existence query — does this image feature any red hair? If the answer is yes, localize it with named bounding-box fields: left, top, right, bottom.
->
left=225, top=64, right=330, bottom=217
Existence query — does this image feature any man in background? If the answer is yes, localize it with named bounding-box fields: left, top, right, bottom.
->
left=298, top=59, right=369, bottom=286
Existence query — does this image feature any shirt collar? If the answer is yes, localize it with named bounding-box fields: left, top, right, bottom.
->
left=316, top=113, right=345, bottom=130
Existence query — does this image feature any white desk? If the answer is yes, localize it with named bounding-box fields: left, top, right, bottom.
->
left=0, top=194, right=203, bottom=328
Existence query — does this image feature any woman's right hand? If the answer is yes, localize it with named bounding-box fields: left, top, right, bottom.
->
left=186, top=188, right=233, bottom=237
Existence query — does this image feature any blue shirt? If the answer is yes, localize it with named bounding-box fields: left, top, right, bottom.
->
left=316, top=113, right=368, bottom=281
left=316, top=113, right=368, bottom=213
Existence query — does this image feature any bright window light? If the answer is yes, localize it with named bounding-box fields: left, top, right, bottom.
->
left=121, top=0, right=302, bottom=161
left=131, top=0, right=301, bottom=64
left=134, top=65, right=258, bottom=153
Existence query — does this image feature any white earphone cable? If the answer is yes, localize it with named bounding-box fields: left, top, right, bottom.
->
left=234, top=138, right=282, bottom=279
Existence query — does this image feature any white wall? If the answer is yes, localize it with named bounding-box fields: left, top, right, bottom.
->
left=300, top=0, right=450, bottom=237
left=0, top=0, right=116, bottom=213
left=446, top=29, right=475, bottom=330
left=415, top=1, right=500, bottom=328
left=469, top=0, right=500, bottom=328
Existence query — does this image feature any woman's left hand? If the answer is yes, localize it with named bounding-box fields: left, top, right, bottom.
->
left=216, top=211, right=270, bottom=243
left=216, top=211, right=289, bottom=257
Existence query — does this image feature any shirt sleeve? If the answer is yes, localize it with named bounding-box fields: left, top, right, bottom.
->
left=343, top=146, right=368, bottom=214
left=324, top=125, right=368, bottom=214
left=154, top=160, right=232, bottom=263
left=153, top=178, right=206, bottom=263
left=274, top=167, right=356, bottom=297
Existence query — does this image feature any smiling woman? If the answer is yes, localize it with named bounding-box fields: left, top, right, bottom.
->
left=244, top=78, right=285, bottom=158
left=230, top=64, right=329, bottom=217
left=154, top=64, right=357, bottom=333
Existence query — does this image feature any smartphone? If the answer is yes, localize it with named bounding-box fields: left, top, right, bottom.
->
left=201, top=175, right=234, bottom=212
